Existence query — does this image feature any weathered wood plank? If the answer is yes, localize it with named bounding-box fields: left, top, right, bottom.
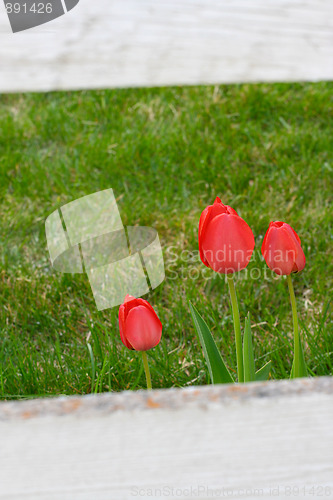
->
left=0, top=378, right=332, bottom=499
left=0, top=0, right=333, bottom=93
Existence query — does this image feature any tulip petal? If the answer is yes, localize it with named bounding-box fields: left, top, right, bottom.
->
left=283, top=224, right=306, bottom=272
left=295, top=246, right=306, bottom=272
left=225, top=205, right=238, bottom=216
left=118, top=304, right=134, bottom=350
left=199, top=201, right=227, bottom=239
left=125, top=305, right=162, bottom=351
left=201, top=213, right=255, bottom=273
left=263, top=225, right=300, bottom=275
left=124, top=294, right=136, bottom=303
left=266, top=226, right=296, bottom=275
left=135, top=297, right=161, bottom=316
left=261, top=221, right=275, bottom=257
left=199, top=201, right=229, bottom=268
left=289, top=226, right=301, bottom=245
left=122, top=295, right=144, bottom=317
left=262, top=221, right=306, bottom=275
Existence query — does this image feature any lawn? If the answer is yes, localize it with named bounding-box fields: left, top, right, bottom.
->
left=0, top=82, right=332, bottom=399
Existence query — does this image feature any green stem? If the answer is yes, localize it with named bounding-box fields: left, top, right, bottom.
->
left=141, top=351, right=152, bottom=390
left=287, top=274, right=300, bottom=378
left=227, top=274, right=244, bottom=383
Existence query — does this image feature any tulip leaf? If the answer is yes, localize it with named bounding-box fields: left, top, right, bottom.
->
left=87, top=342, right=96, bottom=393
left=243, top=313, right=255, bottom=382
left=189, top=301, right=234, bottom=384
left=290, top=336, right=308, bottom=378
left=255, top=360, right=272, bottom=381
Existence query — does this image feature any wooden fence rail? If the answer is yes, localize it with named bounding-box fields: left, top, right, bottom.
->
left=0, top=378, right=333, bottom=499
left=1, top=1, right=333, bottom=498
left=1, top=0, right=333, bottom=93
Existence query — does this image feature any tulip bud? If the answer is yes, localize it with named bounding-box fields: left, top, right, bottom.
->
left=198, top=197, right=255, bottom=274
left=119, top=295, right=162, bottom=351
left=261, top=221, right=306, bottom=275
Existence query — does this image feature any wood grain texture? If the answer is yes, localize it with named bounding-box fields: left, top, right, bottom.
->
left=0, top=0, right=333, bottom=93
left=0, top=378, right=333, bottom=499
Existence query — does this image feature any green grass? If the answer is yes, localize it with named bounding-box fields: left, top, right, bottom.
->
left=0, top=82, right=332, bottom=399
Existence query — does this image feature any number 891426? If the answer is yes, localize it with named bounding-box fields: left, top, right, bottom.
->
left=5, top=3, right=53, bottom=14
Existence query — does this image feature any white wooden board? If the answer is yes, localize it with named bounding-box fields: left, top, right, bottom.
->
left=1, top=2, right=333, bottom=498
left=0, top=378, right=332, bottom=500
left=0, top=0, right=333, bottom=93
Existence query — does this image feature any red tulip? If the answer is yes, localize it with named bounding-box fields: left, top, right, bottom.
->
left=261, top=221, right=306, bottom=275
left=198, top=197, right=255, bottom=274
left=119, top=295, right=162, bottom=351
